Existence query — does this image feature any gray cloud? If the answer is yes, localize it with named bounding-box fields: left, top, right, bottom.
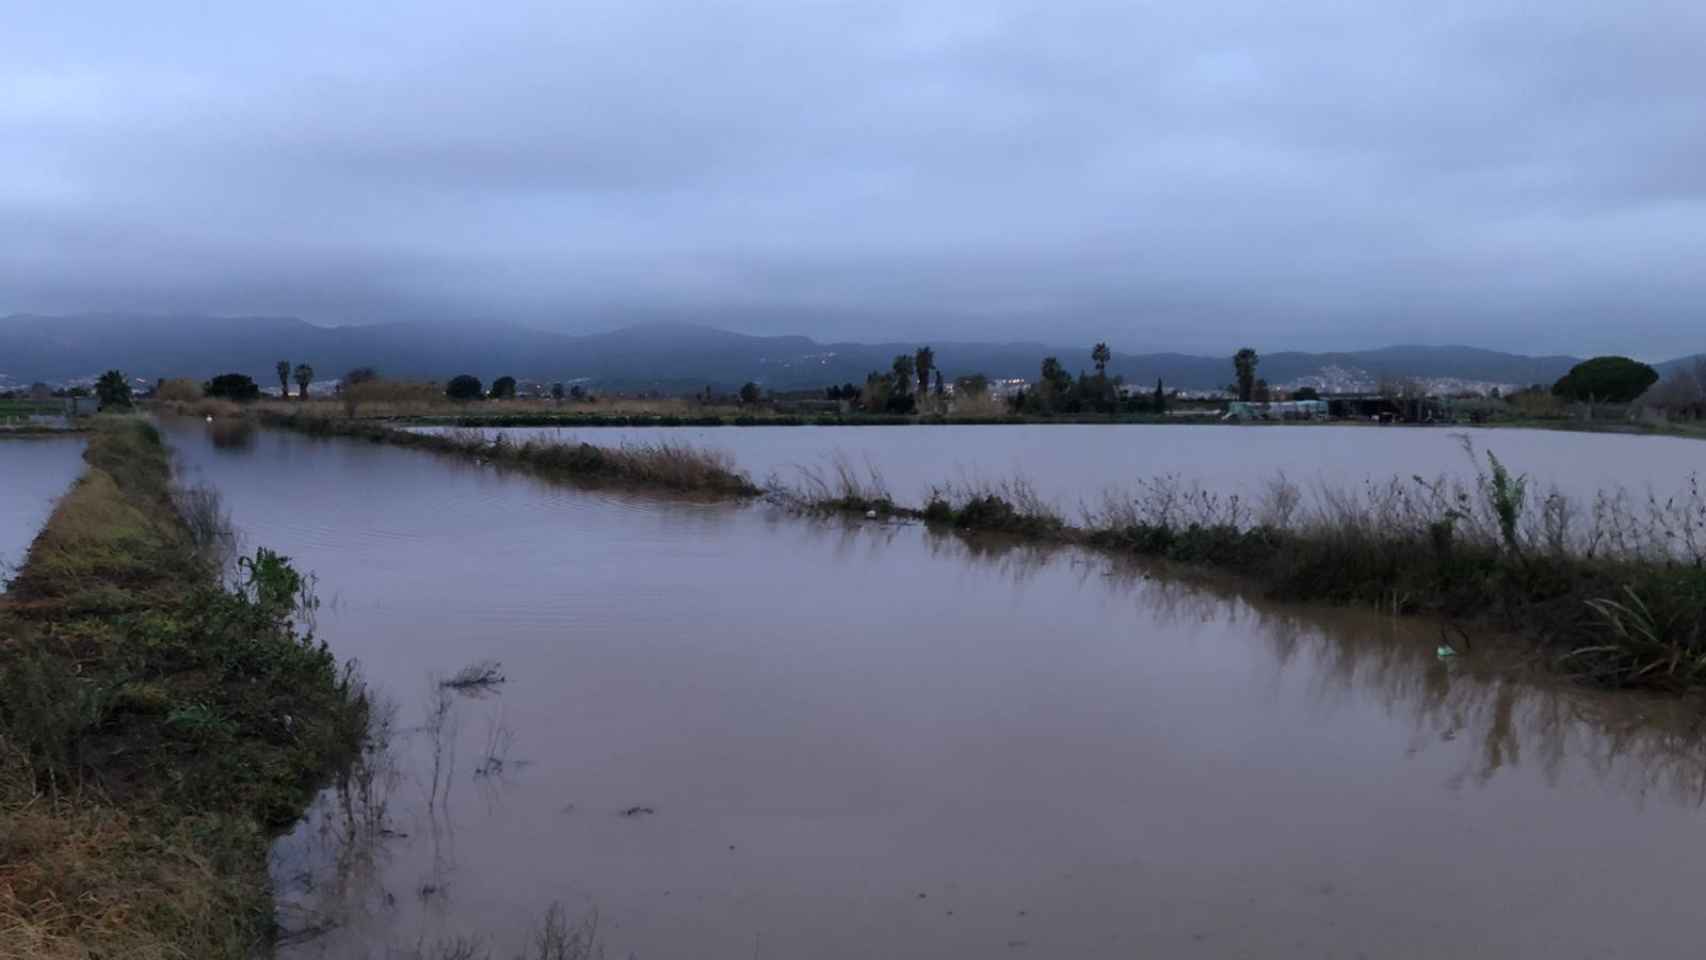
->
left=4, top=0, right=1704, bottom=356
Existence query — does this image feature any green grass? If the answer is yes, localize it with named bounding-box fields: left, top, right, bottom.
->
left=0, top=420, right=368, bottom=958
left=1475, top=416, right=1706, bottom=440
left=0, top=397, right=84, bottom=434
left=0, top=399, right=65, bottom=415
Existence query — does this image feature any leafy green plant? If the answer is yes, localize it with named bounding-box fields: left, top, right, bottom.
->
left=95, top=369, right=133, bottom=409
left=236, top=547, right=311, bottom=622
left=1484, top=451, right=1528, bottom=552
left=165, top=702, right=235, bottom=740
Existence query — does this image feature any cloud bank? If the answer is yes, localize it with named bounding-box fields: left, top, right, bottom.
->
left=5, top=0, right=1704, bottom=356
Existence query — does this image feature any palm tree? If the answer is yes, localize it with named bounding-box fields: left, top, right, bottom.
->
left=293, top=363, right=314, bottom=400
left=276, top=360, right=291, bottom=399
left=914, top=346, right=934, bottom=397
left=96, top=370, right=132, bottom=410
left=1234, top=348, right=1260, bottom=402
left=1092, top=342, right=1111, bottom=376
left=892, top=354, right=915, bottom=395
left=1040, top=356, right=1064, bottom=385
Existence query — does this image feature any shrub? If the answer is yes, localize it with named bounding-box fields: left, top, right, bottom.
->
left=921, top=476, right=1065, bottom=535
left=342, top=378, right=441, bottom=417
left=343, top=366, right=379, bottom=387
left=155, top=378, right=202, bottom=403
left=1642, top=359, right=1706, bottom=419
left=1552, top=356, right=1659, bottom=403
left=95, top=370, right=133, bottom=409
left=447, top=374, right=484, bottom=401
left=767, top=451, right=896, bottom=514
left=203, top=373, right=261, bottom=402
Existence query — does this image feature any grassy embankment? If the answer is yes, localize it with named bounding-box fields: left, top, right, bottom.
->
left=257, top=407, right=759, bottom=496
left=774, top=449, right=1706, bottom=691
left=1476, top=416, right=1706, bottom=441
left=0, top=419, right=367, bottom=958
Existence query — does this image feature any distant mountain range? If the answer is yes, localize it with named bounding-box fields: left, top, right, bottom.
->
left=0, top=313, right=1697, bottom=394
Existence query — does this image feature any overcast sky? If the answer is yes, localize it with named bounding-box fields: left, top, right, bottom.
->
left=4, top=1, right=1703, bottom=356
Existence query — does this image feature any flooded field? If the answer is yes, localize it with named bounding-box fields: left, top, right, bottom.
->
left=410, top=423, right=1706, bottom=511
left=0, top=437, right=85, bottom=584
left=159, top=422, right=1706, bottom=959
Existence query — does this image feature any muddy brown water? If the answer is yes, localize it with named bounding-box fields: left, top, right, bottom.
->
left=411, top=423, right=1706, bottom=513
left=0, top=437, right=85, bottom=586
left=157, top=422, right=1706, bottom=959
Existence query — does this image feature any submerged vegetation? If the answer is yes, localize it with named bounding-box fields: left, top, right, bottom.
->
left=0, top=419, right=367, bottom=958
left=1084, top=460, right=1706, bottom=688
left=391, top=904, right=605, bottom=960
left=770, top=442, right=1706, bottom=692
left=262, top=406, right=1706, bottom=691
left=260, top=408, right=759, bottom=496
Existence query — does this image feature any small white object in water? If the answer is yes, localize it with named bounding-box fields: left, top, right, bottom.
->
left=205, top=415, right=214, bottom=422
left=865, top=509, right=878, bottom=519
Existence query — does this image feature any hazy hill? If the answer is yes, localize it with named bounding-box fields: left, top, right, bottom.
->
left=0, top=313, right=1671, bottom=393
left=1657, top=354, right=1706, bottom=377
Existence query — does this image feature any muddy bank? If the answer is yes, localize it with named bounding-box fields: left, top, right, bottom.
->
left=0, top=419, right=367, bottom=958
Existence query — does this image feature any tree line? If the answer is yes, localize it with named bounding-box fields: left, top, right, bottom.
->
left=806, top=342, right=1175, bottom=416
left=35, top=343, right=1704, bottom=422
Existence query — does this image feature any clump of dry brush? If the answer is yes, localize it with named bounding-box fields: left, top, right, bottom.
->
left=764, top=451, right=899, bottom=515
left=770, top=438, right=1706, bottom=690
left=1082, top=437, right=1706, bottom=688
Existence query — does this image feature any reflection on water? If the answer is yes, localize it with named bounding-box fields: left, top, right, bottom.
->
left=273, top=697, right=402, bottom=948
left=0, top=437, right=85, bottom=585
left=155, top=423, right=1706, bottom=959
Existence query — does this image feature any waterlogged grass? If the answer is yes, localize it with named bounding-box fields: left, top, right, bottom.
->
left=270, top=405, right=1706, bottom=687
left=923, top=476, right=1066, bottom=537
left=1086, top=462, right=1706, bottom=688
left=0, top=419, right=367, bottom=958
left=392, top=904, right=606, bottom=960
left=256, top=408, right=1706, bottom=688
left=261, top=409, right=759, bottom=496
left=770, top=442, right=1706, bottom=691
left=768, top=451, right=903, bottom=515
